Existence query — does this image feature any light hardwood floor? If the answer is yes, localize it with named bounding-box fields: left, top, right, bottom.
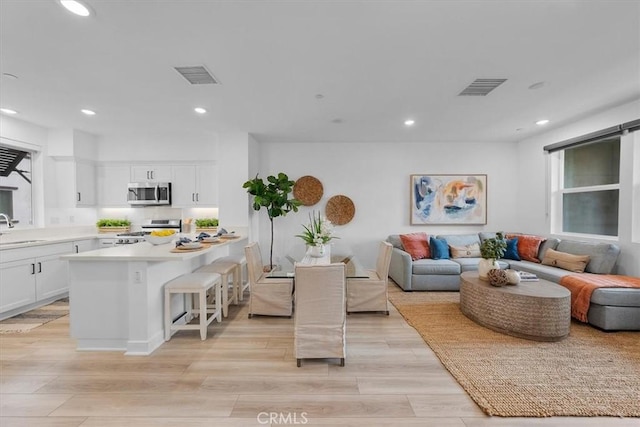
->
left=1, top=284, right=638, bottom=427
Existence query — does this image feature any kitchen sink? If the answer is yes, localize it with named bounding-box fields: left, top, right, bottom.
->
left=0, top=240, right=47, bottom=245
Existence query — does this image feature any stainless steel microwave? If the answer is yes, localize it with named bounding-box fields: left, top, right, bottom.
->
left=127, top=182, right=171, bottom=206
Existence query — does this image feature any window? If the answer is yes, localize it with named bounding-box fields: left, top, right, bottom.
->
left=0, top=143, right=33, bottom=227
left=557, top=137, right=620, bottom=236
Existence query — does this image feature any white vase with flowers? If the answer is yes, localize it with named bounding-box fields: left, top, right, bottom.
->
left=296, top=211, right=338, bottom=258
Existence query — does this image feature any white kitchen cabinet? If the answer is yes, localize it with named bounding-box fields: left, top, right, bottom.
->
left=171, top=164, right=218, bottom=206
left=0, top=242, right=71, bottom=318
left=35, top=253, right=69, bottom=300
left=75, top=160, right=96, bottom=206
left=0, top=259, right=37, bottom=313
left=131, top=165, right=172, bottom=182
left=97, top=164, right=130, bottom=206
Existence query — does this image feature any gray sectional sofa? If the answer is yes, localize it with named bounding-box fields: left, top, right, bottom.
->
left=387, top=232, right=640, bottom=331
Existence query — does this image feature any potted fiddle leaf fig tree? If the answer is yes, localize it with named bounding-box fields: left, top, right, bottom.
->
left=243, top=172, right=301, bottom=270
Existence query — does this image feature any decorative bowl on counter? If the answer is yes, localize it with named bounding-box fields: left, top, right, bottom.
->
left=145, top=234, right=175, bottom=245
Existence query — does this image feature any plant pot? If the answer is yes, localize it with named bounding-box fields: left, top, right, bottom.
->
left=195, top=226, right=218, bottom=234
left=478, top=258, right=500, bottom=281
left=306, top=244, right=330, bottom=258
left=97, top=226, right=130, bottom=234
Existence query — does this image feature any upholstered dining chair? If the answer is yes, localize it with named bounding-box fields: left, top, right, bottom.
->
left=346, top=241, right=393, bottom=315
left=294, top=263, right=346, bottom=367
left=244, top=242, right=294, bottom=318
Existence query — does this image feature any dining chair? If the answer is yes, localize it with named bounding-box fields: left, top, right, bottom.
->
left=346, top=241, right=393, bottom=315
left=294, top=263, right=346, bottom=367
left=244, top=242, right=294, bottom=318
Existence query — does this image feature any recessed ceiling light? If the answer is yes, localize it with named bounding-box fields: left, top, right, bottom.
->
left=404, top=119, right=415, bottom=126
left=59, top=0, right=92, bottom=16
left=0, top=108, right=18, bottom=115
left=194, top=107, right=207, bottom=114
left=536, top=119, right=550, bottom=126
left=81, top=109, right=96, bottom=116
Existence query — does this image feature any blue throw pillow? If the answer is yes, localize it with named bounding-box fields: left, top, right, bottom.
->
left=430, top=237, right=450, bottom=260
left=503, top=237, right=521, bottom=260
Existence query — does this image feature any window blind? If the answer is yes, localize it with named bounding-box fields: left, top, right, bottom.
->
left=543, top=118, right=640, bottom=153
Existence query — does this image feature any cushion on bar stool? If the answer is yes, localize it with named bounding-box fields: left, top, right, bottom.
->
left=196, top=261, right=238, bottom=317
left=216, top=254, right=249, bottom=302
left=164, top=272, right=222, bottom=341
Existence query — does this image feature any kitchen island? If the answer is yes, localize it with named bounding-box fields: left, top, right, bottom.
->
left=61, top=236, right=247, bottom=355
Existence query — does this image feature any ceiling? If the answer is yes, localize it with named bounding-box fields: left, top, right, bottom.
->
left=1, top=0, right=639, bottom=145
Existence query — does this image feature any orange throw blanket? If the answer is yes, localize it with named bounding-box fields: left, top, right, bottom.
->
left=559, top=274, right=640, bottom=322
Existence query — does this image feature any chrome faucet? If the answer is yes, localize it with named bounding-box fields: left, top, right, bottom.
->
left=0, top=213, right=14, bottom=229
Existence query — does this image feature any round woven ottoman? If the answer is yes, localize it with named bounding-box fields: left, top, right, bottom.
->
left=460, top=271, right=571, bottom=342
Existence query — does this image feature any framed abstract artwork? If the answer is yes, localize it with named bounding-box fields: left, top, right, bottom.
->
left=410, top=174, right=487, bottom=225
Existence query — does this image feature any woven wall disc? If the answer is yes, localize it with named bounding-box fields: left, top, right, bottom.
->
left=325, top=195, right=355, bottom=225
left=293, top=175, right=323, bottom=206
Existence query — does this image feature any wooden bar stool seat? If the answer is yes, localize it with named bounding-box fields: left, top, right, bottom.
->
left=196, top=261, right=238, bottom=317
left=216, top=254, right=249, bottom=302
left=164, top=272, right=222, bottom=341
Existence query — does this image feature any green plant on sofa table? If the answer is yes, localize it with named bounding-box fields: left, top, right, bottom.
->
left=478, top=231, right=507, bottom=281
left=480, top=231, right=507, bottom=259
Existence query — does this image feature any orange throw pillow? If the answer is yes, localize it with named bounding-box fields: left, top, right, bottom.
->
left=506, top=233, right=546, bottom=263
left=399, top=232, right=431, bottom=260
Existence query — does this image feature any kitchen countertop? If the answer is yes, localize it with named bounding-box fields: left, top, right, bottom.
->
left=0, top=232, right=102, bottom=250
left=61, top=236, right=247, bottom=262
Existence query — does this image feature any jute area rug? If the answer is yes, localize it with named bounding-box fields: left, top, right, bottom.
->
left=0, top=297, right=69, bottom=334
left=388, top=287, right=640, bottom=417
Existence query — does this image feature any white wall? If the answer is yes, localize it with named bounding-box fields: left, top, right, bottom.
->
left=257, top=141, right=520, bottom=268
left=516, top=99, right=640, bottom=276
left=0, top=115, right=48, bottom=146
left=217, top=132, right=251, bottom=230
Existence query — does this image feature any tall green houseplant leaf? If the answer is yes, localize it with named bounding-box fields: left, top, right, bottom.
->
left=243, top=172, right=301, bottom=269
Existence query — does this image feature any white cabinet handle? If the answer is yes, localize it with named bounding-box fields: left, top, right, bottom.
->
left=196, top=193, right=199, bottom=202
left=77, top=192, right=81, bottom=202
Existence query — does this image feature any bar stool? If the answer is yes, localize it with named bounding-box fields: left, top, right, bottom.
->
left=196, top=260, right=238, bottom=317
left=164, top=272, right=222, bottom=341
left=216, top=254, right=249, bottom=302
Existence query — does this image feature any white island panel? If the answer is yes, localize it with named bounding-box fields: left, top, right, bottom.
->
left=63, top=237, right=247, bottom=355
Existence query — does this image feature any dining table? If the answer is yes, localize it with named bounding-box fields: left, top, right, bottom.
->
left=265, top=244, right=369, bottom=279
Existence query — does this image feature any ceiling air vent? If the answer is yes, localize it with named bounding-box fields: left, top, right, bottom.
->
left=174, top=66, right=219, bottom=85
left=458, top=78, right=507, bottom=96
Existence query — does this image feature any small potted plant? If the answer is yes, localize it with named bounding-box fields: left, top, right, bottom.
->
left=96, top=219, right=131, bottom=234
left=195, top=218, right=219, bottom=234
left=478, top=232, right=507, bottom=281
